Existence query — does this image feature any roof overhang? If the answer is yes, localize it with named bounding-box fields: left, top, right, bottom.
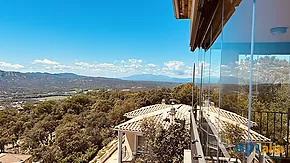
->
left=173, top=0, right=242, bottom=52
left=190, top=0, right=242, bottom=51
left=173, top=0, right=192, bottom=19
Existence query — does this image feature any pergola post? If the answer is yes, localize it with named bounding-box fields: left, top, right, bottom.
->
left=118, top=131, right=123, bottom=163
left=134, top=135, right=137, bottom=154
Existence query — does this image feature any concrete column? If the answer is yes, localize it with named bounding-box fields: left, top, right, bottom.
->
left=118, top=131, right=122, bottom=163
left=134, top=135, right=137, bottom=154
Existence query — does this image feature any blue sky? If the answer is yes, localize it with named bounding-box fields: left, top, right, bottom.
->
left=0, top=0, right=202, bottom=78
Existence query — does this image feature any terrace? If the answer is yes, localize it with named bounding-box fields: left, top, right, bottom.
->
left=96, top=100, right=289, bottom=162
left=97, top=0, right=290, bottom=162
left=173, top=0, right=290, bottom=162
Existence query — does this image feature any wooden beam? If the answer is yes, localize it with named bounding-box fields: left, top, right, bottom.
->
left=189, top=0, right=201, bottom=50
left=188, top=0, right=242, bottom=51
left=188, top=0, right=192, bottom=18
left=199, top=0, right=221, bottom=47
left=173, top=0, right=180, bottom=19
left=118, top=131, right=123, bottom=163
left=181, top=0, right=185, bottom=18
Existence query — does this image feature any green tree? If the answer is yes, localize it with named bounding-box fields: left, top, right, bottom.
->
left=173, top=83, right=196, bottom=105
left=92, top=100, right=113, bottom=112
left=143, top=88, right=172, bottom=105
left=54, top=121, right=92, bottom=162
left=0, top=127, right=10, bottom=152
left=31, top=100, right=56, bottom=118
left=137, top=118, right=190, bottom=163
left=108, top=99, right=137, bottom=126
left=23, top=103, right=35, bottom=113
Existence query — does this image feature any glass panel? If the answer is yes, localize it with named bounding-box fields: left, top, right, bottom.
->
left=218, top=0, right=253, bottom=161
left=254, top=0, right=290, bottom=159
left=191, top=0, right=290, bottom=161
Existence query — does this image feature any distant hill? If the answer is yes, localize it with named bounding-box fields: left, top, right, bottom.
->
left=121, top=74, right=221, bottom=84
left=121, top=74, right=192, bottom=83
left=0, top=70, right=180, bottom=96
left=43, top=72, right=86, bottom=78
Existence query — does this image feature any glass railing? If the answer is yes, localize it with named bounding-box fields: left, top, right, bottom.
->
left=191, top=0, right=290, bottom=161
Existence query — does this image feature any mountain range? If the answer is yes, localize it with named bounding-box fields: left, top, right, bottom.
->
left=122, top=74, right=221, bottom=84
left=0, top=70, right=180, bottom=96
left=121, top=74, right=192, bottom=83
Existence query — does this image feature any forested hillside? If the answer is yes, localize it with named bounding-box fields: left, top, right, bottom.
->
left=0, top=83, right=194, bottom=162
left=0, top=82, right=288, bottom=162
left=0, top=70, right=179, bottom=96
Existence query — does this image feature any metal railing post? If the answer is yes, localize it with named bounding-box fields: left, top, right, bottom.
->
left=266, top=112, right=269, bottom=136
left=192, top=63, right=197, bottom=120
left=281, top=113, right=283, bottom=140
left=286, top=108, right=290, bottom=158
left=260, top=112, right=262, bottom=134
left=274, top=112, right=276, bottom=138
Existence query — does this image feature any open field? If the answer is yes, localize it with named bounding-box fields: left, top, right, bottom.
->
left=33, top=96, right=69, bottom=101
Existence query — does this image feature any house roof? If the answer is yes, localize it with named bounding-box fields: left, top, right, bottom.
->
left=0, top=153, right=32, bottom=163
left=123, top=104, right=172, bottom=118
left=217, top=119, right=270, bottom=142
left=116, top=104, right=191, bottom=133
left=206, top=106, right=257, bottom=127
left=117, top=103, right=270, bottom=142
left=202, top=106, right=270, bottom=142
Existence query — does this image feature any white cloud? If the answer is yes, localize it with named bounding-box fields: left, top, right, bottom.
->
left=147, top=63, right=157, bottom=68
left=0, top=62, right=24, bottom=69
left=124, top=64, right=142, bottom=68
left=125, top=59, right=143, bottom=69
left=74, top=61, right=124, bottom=72
left=128, top=59, right=137, bottom=63
left=163, top=61, right=186, bottom=76
left=198, top=61, right=210, bottom=69
left=53, top=64, right=77, bottom=70
left=161, top=61, right=195, bottom=77
left=33, top=59, right=59, bottom=65
left=164, top=61, right=185, bottom=70
left=221, top=64, right=228, bottom=68
left=184, top=66, right=193, bottom=76
left=74, top=61, right=95, bottom=68
left=97, top=63, right=118, bottom=68
left=24, top=58, right=194, bottom=78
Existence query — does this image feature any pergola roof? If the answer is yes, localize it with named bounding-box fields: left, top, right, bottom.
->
left=123, top=104, right=171, bottom=118
left=202, top=106, right=270, bottom=142
left=116, top=104, right=191, bottom=132
left=117, top=103, right=270, bottom=142
left=207, top=106, right=257, bottom=127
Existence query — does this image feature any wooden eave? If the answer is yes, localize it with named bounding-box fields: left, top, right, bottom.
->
left=173, top=0, right=191, bottom=19
left=173, top=0, right=242, bottom=52
left=189, top=0, right=242, bottom=51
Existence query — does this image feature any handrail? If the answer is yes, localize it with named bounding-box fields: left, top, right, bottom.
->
left=202, top=112, right=231, bottom=159
left=190, top=111, right=206, bottom=163
left=240, top=109, right=287, bottom=114
left=199, top=125, right=216, bottom=137
left=97, top=141, right=118, bottom=163
left=97, top=136, right=125, bottom=163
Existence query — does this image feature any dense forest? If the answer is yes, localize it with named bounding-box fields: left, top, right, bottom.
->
left=0, top=80, right=289, bottom=162
left=0, top=83, right=194, bottom=162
